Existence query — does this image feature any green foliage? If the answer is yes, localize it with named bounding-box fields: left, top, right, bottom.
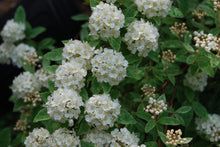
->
left=72, top=14, right=89, bottom=21
left=44, top=48, right=63, bottom=61
left=145, top=119, right=156, bottom=133
left=33, top=108, right=50, bottom=123
left=0, top=128, right=11, bottom=147
left=14, top=6, right=26, bottom=23
left=117, top=109, right=137, bottom=125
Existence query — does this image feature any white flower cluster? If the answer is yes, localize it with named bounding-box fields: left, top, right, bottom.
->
left=89, top=2, right=125, bottom=39
left=24, top=128, right=50, bottom=147
left=12, top=71, right=41, bottom=99
left=83, top=129, right=113, bottom=146
left=135, top=0, right=172, bottom=18
left=11, top=43, right=37, bottom=68
left=102, top=0, right=117, bottom=3
left=85, top=94, right=121, bottom=130
left=49, top=128, right=81, bottom=146
left=144, top=97, right=167, bottom=116
left=111, top=127, right=140, bottom=146
left=83, top=128, right=146, bottom=147
left=183, top=70, right=208, bottom=92
left=0, top=42, right=15, bottom=64
left=195, top=114, right=220, bottom=142
left=62, top=40, right=95, bottom=69
left=123, top=19, right=159, bottom=57
left=35, top=68, right=55, bottom=88
left=91, top=48, right=128, bottom=86
left=46, top=88, right=84, bottom=126
left=55, top=62, right=87, bottom=91
left=193, top=31, right=220, bottom=52
left=1, top=19, right=25, bottom=42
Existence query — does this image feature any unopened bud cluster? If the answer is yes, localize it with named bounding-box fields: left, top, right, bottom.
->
left=170, top=22, right=189, bottom=37
left=192, top=8, right=208, bottom=19
left=141, top=84, right=156, bottom=98
left=195, top=114, right=220, bottom=142
left=193, top=31, right=220, bottom=52
left=14, top=119, right=30, bottom=133
left=166, top=129, right=187, bottom=146
left=23, top=52, right=43, bottom=67
left=212, top=0, right=220, bottom=11
left=161, top=49, right=176, bottom=63
left=143, top=97, right=167, bottom=117
left=23, top=91, right=41, bottom=107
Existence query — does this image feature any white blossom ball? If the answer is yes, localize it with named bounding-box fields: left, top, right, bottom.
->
left=123, top=19, right=159, bottom=57
left=62, top=39, right=95, bottom=69
left=45, top=88, right=84, bottom=126
left=35, top=68, right=55, bottom=88
left=91, top=48, right=128, bottom=86
left=49, top=128, right=80, bottom=147
left=83, top=129, right=113, bottom=146
left=135, top=0, right=172, bottom=18
left=89, top=2, right=125, bottom=39
left=111, top=128, right=140, bottom=146
left=24, top=128, right=50, bottom=147
left=195, top=114, right=220, bottom=142
left=11, top=43, right=36, bottom=68
left=0, top=42, right=15, bottom=64
left=85, top=94, right=121, bottom=130
left=183, top=70, right=208, bottom=92
left=1, top=19, right=25, bottom=42
left=55, top=62, right=87, bottom=91
left=12, top=71, right=41, bottom=99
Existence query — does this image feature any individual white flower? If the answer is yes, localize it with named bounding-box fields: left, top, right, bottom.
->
left=0, top=42, right=15, bottom=64
left=83, top=129, right=113, bottom=146
left=12, top=71, right=41, bottom=99
left=111, top=127, right=140, bottom=146
left=135, top=0, right=172, bottom=18
left=183, top=69, right=208, bottom=92
left=1, top=19, right=25, bottom=42
left=11, top=43, right=36, bottom=68
left=45, top=88, right=84, bottom=126
left=62, top=39, right=95, bottom=69
left=35, top=68, right=55, bottom=88
left=195, top=114, right=220, bottom=142
left=89, top=2, right=125, bottom=39
left=49, top=128, right=80, bottom=147
left=123, top=19, right=159, bottom=57
left=24, top=128, right=50, bottom=147
left=91, top=48, right=128, bottom=86
left=85, top=94, right=121, bottom=130
left=55, top=62, right=87, bottom=91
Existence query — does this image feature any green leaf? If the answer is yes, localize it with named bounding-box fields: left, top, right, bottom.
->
left=117, top=109, right=137, bottom=125
left=199, top=4, right=217, bottom=19
left=186, top=54, right=197, bottom=64
left=158, top=94, right=166, bottom=102
left=161, top=40, right=182, bottom=49
left=80, top=27, right=89, bottom=41
left=124, top=17, right=136, bottom=27
left=81, top=140, right=95, bottom=147
left=149, top=51, right=159, bottom=63
left=174, top=114, right=185, bottom=126
left=48, top=80, right=57, bottom=93
left=183, top=43, right=195, bottom=53
left=101, top=82, right=112, bottom=94
left=184, top=87, right=195, bottom=102
left=80, top=88, right=89, bottom=101
left=175, top=106, right=192, bottom=114
left=144, top=141, right=158, bottom=147
left=168, top=75, right=175, bottom=85
left=158, top=131, right=169, bottom=145
left=127, top=66, right=146, bottom=80
left=197, top=55, right=215, bottom=77
left=33, top=108, right=50, bottom=122
left=38, top=38, right=56, bottom=50
left=14, top=6, right=26, bottom=23
left=77, top=119, right=90, bottom=136
left=91, top=77, right=102, bottom=94
left=145, top=119, right=156, bottom=133
left=11, top=133, right=26, bottom=147
left=71, top=14, right=89, bottom=21
left=123, top=6, right=138, bottom=18
left=135, top=112, right=152, bottom=121
left=158, top=117, right=181, bottom=125
left=20, top=58, right=35, bottom=73
left=177, top=0, right=189, bottom=15
left=178, top=137, right=193, bottom=144
left=40, top=91, right=51, bottom=103
left=44, top=65, right=58, bottom=74
left=0, top=128, right=11, bottom=147
left=168, top=6, right=184, bottom=18
left=121, top=0, right=134, bottom=7
left=90, top=0, right=99, bottom=8
left=29, top=27, right=46, bottom=38
left=108, top=37, right=121, bottom=52
left=192, top=101, right=208, bottom=119
left=13, top=99, right=25, bottom=112
left=44, top=48, right=63, bottom=61
left=110, top=89, right=121, bottom=99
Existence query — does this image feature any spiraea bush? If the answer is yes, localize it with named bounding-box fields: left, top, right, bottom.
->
left=1, top=0, right=220, bottom=146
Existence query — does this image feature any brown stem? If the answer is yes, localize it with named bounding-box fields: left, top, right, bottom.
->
left=170, top=79, right=179, bottom=109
